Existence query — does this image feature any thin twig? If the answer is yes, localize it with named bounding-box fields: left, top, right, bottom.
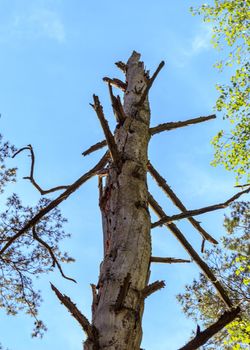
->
left=148, top=192, right=233, bottom=309
left=91, top=95, right=120, bottom=166
left=32, top=226, right=76, bottom=283
left=0, top=152, right=110, bottom=256
left=151, top=186, right=250, bottom=228
left=178, top=307, right=241, bottom=350
left=150, top=257, right=191, bottom=264
left=136, top=61, right=165, bottom=106
left=141, top=280, right=165, bottom=299
left=150, top=115, right=216, bottom=135
left=51, top=283, right=97, bottom=342
left=148, top=162, right=218, bottom=244
left=82, top=140, right=107, bottom=157
left=13, top=145, right=69, bottom=195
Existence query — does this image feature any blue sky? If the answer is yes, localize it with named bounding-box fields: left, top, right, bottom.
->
left=0, top=1, right=248, bottom=349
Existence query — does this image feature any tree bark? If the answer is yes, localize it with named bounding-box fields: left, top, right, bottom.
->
left=84, top=51, right=152, bottom=349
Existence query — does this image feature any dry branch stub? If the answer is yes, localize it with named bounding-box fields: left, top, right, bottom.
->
left=150, top=257, right=191, bottom=264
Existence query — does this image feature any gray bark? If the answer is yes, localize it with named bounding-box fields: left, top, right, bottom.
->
left=84, top=52, right=152, bottom=349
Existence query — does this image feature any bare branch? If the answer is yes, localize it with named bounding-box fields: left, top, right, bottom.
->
left=148, top=192, right=233, bottom=308
left=234, top=183, right=250, bottom=188
left=178, top=307, right=241, bottom=350
left=13, top=145, right=69, bottom=195
left=151, top=186, right=250, bottom=228
left=148, top=162, right=218, bottom=244
left=150, top=257, right=191, bottom=264
left=0, top=152, right=110, bottom=256
left=103, top=77, right=127, bottom=91
left=32, top=226, right=76, bottom=283
left=115, top=61, right=127, bottom=73
left=150, top=114, right=216, bottom=135
left=91, top=95, right=120, bottom=166
left=81, top=115, right=215, bottom=157
left=51, top=283, right=97, bottom=341
left=12, top=146, right=31, bottom=157
left=114, top=273, right=131, bottom=312
left=82, top=140, right=107, bottom=157
left=136, top=61, right=165, bottom=106
left=141, top=280, right=165, bottom=299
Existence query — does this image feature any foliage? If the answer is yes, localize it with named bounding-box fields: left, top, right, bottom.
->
left=0, top=134, right=16, bottom=193
left=177, top=201, right=250, bottom=349
left=191, top=0, right=250, bottom=183
left=0, top=136, right=74, bottom=338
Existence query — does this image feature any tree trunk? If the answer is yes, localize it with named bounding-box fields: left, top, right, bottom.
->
left=84, top=52, right=151, bottom=349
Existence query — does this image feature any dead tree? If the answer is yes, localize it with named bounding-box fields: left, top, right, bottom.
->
left=2, top=51, right=249, bottom=349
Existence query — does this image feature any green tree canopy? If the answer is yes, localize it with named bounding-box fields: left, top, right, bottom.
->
left=0, top=135, right=73, bottom=338
left=191, top=0, right=250, bottom=183
left=177, top=201, right=250, bottom=349
left=183, top=2, right=250, bottom=345
left=0, top=134, right=16, bottom=193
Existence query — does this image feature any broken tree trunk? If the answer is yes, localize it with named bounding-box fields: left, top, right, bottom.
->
left=86, top=51, right=152, bottom=349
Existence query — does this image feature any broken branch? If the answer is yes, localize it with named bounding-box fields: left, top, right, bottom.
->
left=150, top=257, right=191, bottom=264
left=82, top=140, right=107, bottom=157
left=103, top=77, right=127, bottom=91
left=150, top=114, right=216, bottom=135
left=0, top=152, right=110, bottom=256
left=148, top=162, right=218, bottom=244
left=32, top=226, right=76, bottom=283
left=81, top=115, right=215, bottom=157
left=151, top=186, right=250, bottom=228
left=13, top=145, right=69, bottom=195
left=107, top=83, right=126, bottom=124
left=116, top=95, right=127, bottom=123
left=115, top=61, right=127, bottom=73
left=114, top=273, right=131, bottom=312
left=51, top=283, right=96, bottom=340
left=179, top=307, right=241, bottom=350
left=136, top=61, right=165, bottom=106
left=91, top=95, right=120, bottom=166
left=141, top=280, right=165, bottom=299
left=148, top=192, right=233, bottom=309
